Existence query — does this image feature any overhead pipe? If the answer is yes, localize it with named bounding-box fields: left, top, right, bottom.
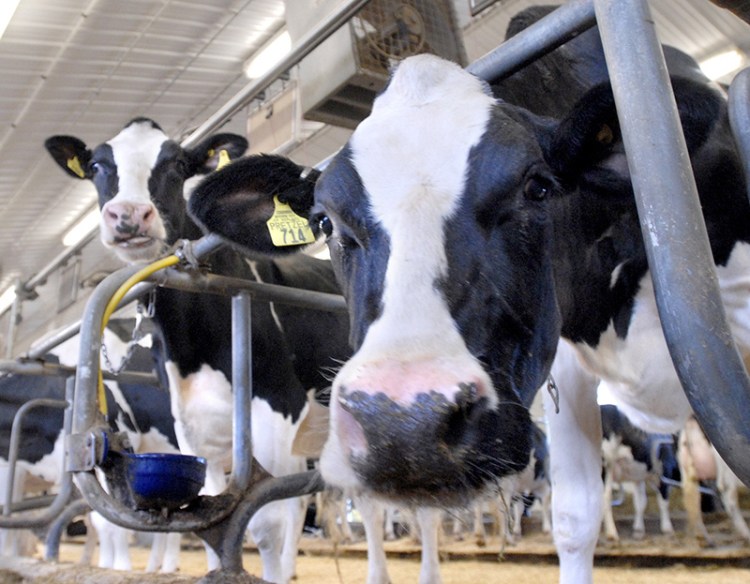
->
left=466, top=0, right=596, bottom=81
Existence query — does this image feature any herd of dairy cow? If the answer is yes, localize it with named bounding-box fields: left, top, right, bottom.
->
left=1, top=4, right=749, bottom=584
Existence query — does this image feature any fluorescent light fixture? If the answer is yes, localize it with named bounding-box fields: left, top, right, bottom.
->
left=244, top=31, right=292, bottom=79
left=62, top=207, right=100, bottom=247
left=0, top=286, right=16, bottom=315
left=699, top=49, right=743, bottom=81
left=0, top=0, right=20, bottom=40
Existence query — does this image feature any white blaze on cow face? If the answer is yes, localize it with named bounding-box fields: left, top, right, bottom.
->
left=99, top=121, right=169, bottom=263
left=320, top=55, right=502, bottom=494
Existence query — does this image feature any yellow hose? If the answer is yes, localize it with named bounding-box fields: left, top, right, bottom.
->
left=97, top=254, right=180, bottom=416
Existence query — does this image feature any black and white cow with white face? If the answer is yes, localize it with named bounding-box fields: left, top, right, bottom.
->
left=188, top=42, right=750, bottom=583
left=45, top=118, right=246, bottom=264
left=45, top=120, right=352, bottom=583
left=192, top=58, right=557, bottom=505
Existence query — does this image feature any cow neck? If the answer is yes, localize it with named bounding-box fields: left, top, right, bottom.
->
left=549, top=190, right=648, bottom=349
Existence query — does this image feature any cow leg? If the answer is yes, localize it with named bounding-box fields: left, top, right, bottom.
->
left=355, top=495, right=391, bottom=584
left=472, top=500, right=487, bottom=547
left=539, top=483, right=553, bottom=534
left=280, top=496, right=307, bottom=583
left=160, top=532, right=182, bottom=573
left=600, top=467, right=619, bottom=542
left=678, top=424, right=711, bottom=546
left=247, top=502, right=286, bottom=584
left=201, top=462, right=226, bottom=570
left=145, top=533, right=166, bottom=572
left=631, top=481, right=648, bottom=540
left=0, top=465, right=29, bottom=557
left=416, top=507, right=443, bottom=584
left=78, top=514, right=97, bottom=566
left=713, top=448, right=750, bottom=543
left=656, top=490, right=675, bottom=535
left=384, top=505, right=398, bottom=541
left=511, top=496, right=525, bottom=539
left=545, top=340, right=602, bottom=584
left=500, top=476, right=521, bottom=546
left=90, top=511, right=132, bottom=571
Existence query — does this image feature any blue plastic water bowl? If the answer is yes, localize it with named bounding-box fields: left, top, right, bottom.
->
left=123, top=452, right=207, bottom=511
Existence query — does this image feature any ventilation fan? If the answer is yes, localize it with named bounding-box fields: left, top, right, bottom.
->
left=286, top=0, right=466, bottom=128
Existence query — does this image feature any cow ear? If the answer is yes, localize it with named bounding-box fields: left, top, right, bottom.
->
left=188, top=154, right=321, bottom=255
left=44, top=135, right=93, bottom=180
left=547, top=76, right=724, bottom=189
left=186, top=133, right=249, bottom=175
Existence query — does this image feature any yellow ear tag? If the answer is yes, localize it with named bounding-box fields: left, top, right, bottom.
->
left=66, top=156, right=86, bottom=178
left=266, top=196, right=315, bottom=247
left=217, top=149, right=231, bottom=170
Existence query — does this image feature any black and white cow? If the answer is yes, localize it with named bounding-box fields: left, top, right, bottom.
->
left=0, top=321, right=180, bottom=571
left=45, top=119, right=351, bottom=583
left=187, top=19, right=750, bottom=584
left=599, top=404, right=679, bottom=542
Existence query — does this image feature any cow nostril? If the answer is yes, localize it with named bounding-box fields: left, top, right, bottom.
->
left=443, top=383, right=485, bottom=447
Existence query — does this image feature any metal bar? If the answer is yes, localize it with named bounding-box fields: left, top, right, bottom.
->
left=0, top=377, right=76, bottom=529
left=594, top=0, right=750, bottom=485
left=149, top=268, right=347, bottom=313
left=4, top=398, right=68, bottom=518
left=181, top=0, right=371, bottom=148
left=466, top=0, right=596, bottom=81
left=229, top=292, right=253, bottom=492
left=44, top=498, right=90, bottom=562
left=0, top=359, right=158, bottom=386
left=728, top=68, right=750, bottom=202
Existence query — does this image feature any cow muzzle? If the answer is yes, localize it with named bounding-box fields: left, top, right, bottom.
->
left=321, top=358, right=532, bottom=505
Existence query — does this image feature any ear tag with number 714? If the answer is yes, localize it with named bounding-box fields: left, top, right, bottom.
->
left=266, top=196, right=316, bottom=247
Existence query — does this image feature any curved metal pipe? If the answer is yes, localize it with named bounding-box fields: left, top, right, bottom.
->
left=594, top=0, right=750, bottom=485
left=0, top=377, right=75, bottom=529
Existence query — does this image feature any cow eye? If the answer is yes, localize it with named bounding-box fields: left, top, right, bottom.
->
left=524, top=176, right=550, bottom=201
left=318, top=215, right=333, bottom=238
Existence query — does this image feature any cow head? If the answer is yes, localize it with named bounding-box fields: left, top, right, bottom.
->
left=45, top=118, right=247, bottom=263
left=188, top=54, right=725, bottom=505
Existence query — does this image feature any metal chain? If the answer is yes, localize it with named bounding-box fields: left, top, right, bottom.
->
left=100, top=290, right=155, bottom=375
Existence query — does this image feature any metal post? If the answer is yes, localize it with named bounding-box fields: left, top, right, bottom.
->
left=594, top=0, right=750, bottom=485
left=229, top=292, right=252, bottom=492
